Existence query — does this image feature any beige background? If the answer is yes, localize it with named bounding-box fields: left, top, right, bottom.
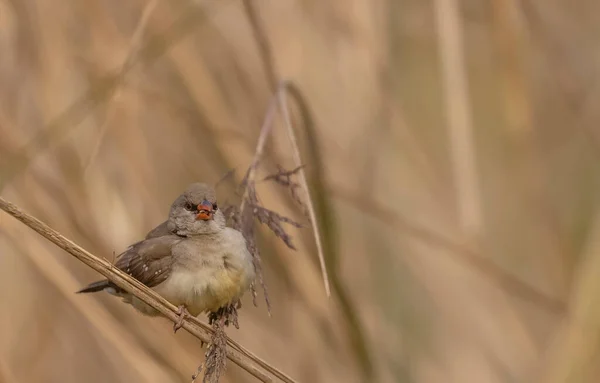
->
left=1, top=0, right=599, bottom=382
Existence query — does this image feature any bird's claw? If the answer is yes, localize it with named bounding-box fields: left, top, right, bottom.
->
left=207, top=304, right=239, bottom=329
left=173, top=305, right=190, bottom=333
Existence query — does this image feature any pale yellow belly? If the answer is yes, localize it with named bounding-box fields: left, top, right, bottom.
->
left=152, top=267, right=248, bottom=316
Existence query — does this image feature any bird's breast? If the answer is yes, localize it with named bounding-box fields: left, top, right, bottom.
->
left=154, top=260, right=250, bottom=316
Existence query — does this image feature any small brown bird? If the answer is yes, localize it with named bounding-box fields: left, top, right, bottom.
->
left=77, top=183, right=255, bottom=331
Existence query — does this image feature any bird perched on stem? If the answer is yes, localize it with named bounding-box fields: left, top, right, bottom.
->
left=77, top=183, right=255, bottom=332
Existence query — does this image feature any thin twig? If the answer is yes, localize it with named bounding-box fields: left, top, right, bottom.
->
left=277, top=83, right=331, bottom=297
left=0, top=196, right=301, bottom=383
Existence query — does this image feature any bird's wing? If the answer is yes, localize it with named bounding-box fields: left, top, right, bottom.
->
left=114, top=235, right=183, bottom=288
left=144, top=220, right=173, bottom=239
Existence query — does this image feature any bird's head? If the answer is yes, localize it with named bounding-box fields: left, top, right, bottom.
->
left=168, top=183, right=226, bottom=236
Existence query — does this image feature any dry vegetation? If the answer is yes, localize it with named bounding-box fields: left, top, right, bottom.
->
left=1, top=0, right=600, bottom=382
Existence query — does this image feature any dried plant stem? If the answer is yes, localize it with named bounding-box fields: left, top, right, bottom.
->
left=83, top=0, right=159, bottom=173
left=237, top=91, right=279, bottom=315
left=0, top=196, right=301, bottom=383
left=538, top=210, right=600, bottom=383
left=239, top=0, right=330, bottom=296
left=5, top=236, right=174, bottom=382
left=277, top=83, right=331, bottom=297
left=239, top=93, right=279, bottom=213
left=239, top=83, right=331, bottom=297
left=490, top=0, right=533, bottom=138
left=203, top=314, right=228, bottom=382
left=434, top=0, right=483, bottom=235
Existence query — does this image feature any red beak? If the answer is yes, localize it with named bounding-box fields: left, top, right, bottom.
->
left=196, top=200, right=213, bottom=221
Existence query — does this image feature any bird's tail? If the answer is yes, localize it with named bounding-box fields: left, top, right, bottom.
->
left=76, top=280, right=110, bottom=294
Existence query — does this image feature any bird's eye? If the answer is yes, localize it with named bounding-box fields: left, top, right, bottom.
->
left=185, top=203, right=195, bottom=211
left=213, top=203, right=218, bottom=211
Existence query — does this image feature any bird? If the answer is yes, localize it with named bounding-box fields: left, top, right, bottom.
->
left=77, top=182, right=255, bottom=332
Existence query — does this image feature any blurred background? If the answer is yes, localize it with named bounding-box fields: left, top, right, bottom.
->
left=1, top=0, right=599, bottom=382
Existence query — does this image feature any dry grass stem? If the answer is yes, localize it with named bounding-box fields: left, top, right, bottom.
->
left=236, top=95, right=280, bottom=314
left=3, top=1, right=589, bottom=381
left=241, top=0, right=278, bottom=90
left=83, top=0, right=159, bottom=173
left=0, top=0, right=214, bottom=192
left=201, top=306, right=240, bottom=382
left=434, top=0, right=484, bottom=236
left=0, top=196, right=301, bottom=383
left=231, top=82, right=332, bottom=318
left=277, top=84, right=331, bottom=297
left=240, top=0, right=330, bottom=296
left=202, top=317, right=228, bottom=383
left=4, top=235, right=172, bottom=382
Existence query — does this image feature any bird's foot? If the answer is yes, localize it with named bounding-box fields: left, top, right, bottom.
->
left=173, top=305, right=191, bottom=333
left=207, top=311, right=218, bottom=326
left=207, top=303, right=239, bottom=329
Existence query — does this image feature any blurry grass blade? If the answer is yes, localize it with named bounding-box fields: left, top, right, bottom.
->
left=434, top=0, right=483, bottom=235
left=4, top=236, right=172, bottom=382
left=331, top=184, right=567, bottom=315
left=83, top=0, right=159, bottom=173
left=0, top=0, right=227, bottom=192
left=242, top=0, right=277, bottom=90
left=284, top=83, right=376, bottom=382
